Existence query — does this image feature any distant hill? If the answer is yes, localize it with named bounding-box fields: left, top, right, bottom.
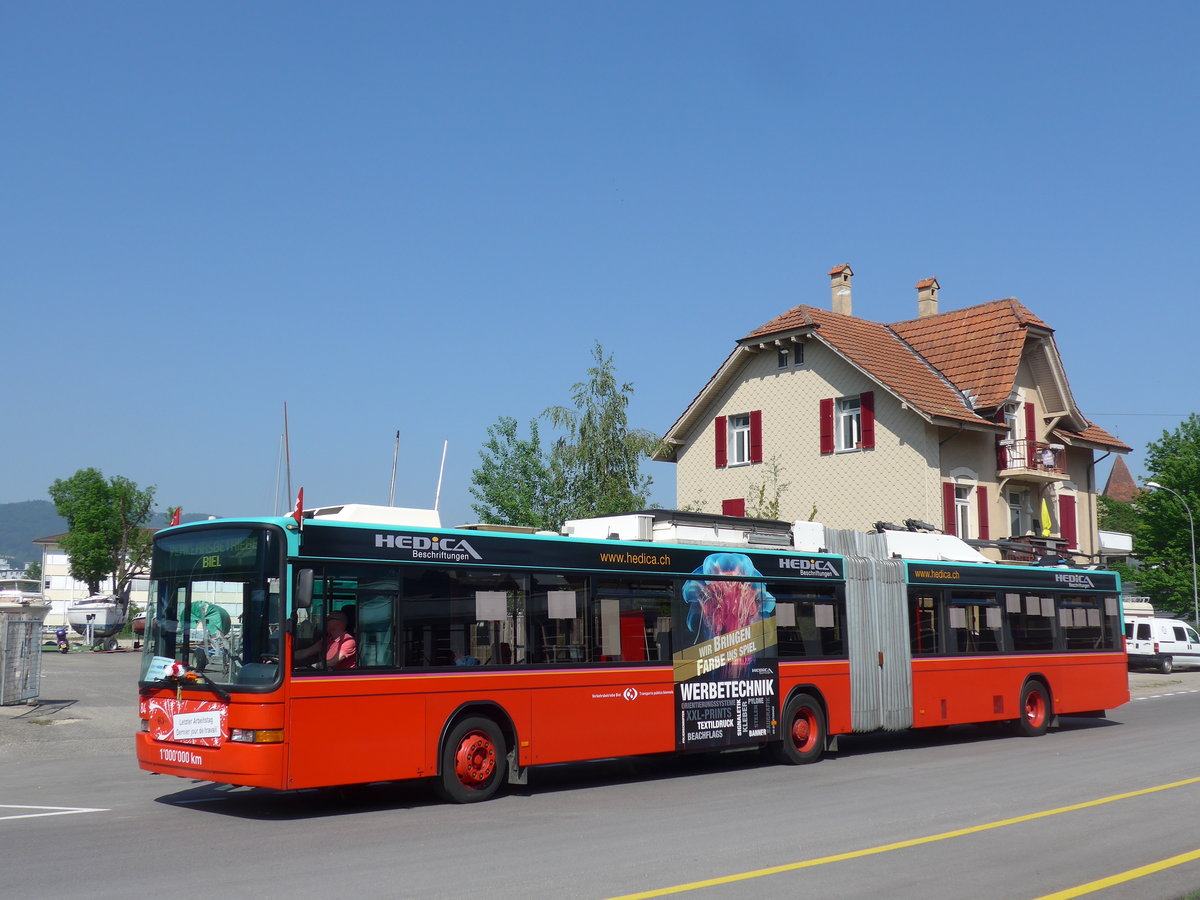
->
left=0, top=501, right=65, bottom=566
left=0, top=500, right=215, bottom=568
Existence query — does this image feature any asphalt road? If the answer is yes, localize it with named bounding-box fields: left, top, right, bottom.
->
left=3, top=652, right=1200, bottom=899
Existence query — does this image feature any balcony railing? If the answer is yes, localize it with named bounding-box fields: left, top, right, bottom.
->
left=998, top=439, right=1065, bottom=475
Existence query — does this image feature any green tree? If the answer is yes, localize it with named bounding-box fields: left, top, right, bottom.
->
left=544, top=342, right=660, bottom=522
left=48, top=468, right=156, bottom=599
left=1098, top=495, right=1142, bottom=535
left=23, top=560, right=41, bottom=582
left=1134, top=415, right=1200, bottom=619
left=469, top=417, right=555, bottom=529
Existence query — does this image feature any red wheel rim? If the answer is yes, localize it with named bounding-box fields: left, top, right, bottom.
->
left=791, top=709, right=817, bottom=753
left=1024, top=691, right=1045, bottom=728
left=454, top=730, right=497, bottom=788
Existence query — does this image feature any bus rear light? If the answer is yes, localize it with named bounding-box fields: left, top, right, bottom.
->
left=230, top=728, right=284, bottom=744
left=138, top=718, right=150, bottom=733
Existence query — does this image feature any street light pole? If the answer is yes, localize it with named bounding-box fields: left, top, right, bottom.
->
left=1146, top=481, right=1199, bottom=627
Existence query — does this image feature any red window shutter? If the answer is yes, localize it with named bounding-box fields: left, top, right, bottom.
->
left=819, top=399, right=834, bottom=454
left=1025, top=401, right=1037, bottom=444
left=1059, top=495, right=1077, bottom=549
left=722, top=498, right=746, bottom=517
left=994, top=408, right=1008, bottom=470
left=749, top=410, right=763, bottom=464
left=943, top=483, right=957, bottom=536
left=860, top=391, right=875, bottom=449
left=714, top=416, right=727, bottom=468
left=977, top=486, right=989, bottom=540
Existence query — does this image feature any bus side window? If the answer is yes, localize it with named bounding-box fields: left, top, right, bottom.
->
left=774, top=590, right=844, bottom=660
left=946, top=594, right=1003, bottom=653
left=909, top=591, right=939, bottom=655
left=400, top=568, right=527, bottom=668
left=1060, top=595, right=1104, bottom=650
left=530, top=573, right=589, bottom=664
left=1009, top=595, right=1055, bottom=651
left=594, top=578, right=672, bottom=663
left=357, top=594, right=396, bottom=667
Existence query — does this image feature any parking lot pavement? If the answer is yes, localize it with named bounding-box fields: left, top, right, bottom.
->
left=1128, top=667, right=1200, bottom=697
left=0, top=647, right=141, bottom=758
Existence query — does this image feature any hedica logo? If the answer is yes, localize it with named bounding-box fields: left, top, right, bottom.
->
left=778, top=558, right=840, bottom=576
left=374, top=533, right=483, bottom=560
left=1054, top=572, right=1096, bottom=589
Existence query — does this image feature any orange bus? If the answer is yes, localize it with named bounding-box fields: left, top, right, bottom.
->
left=136, top=505, right=1128, bottom=802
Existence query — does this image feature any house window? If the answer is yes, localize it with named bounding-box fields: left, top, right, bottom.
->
left=836, top=397, right=861, bottom=451
left=1008, top=490, right=1026, bottom=536
left=777, top=345, right=804, bottom=368
left=715, top=412, right=762, bottom=468
left=955, top=486, right=972, bottom=538
left=728, top=414, right=751, bottom=465
left=1004, top=403, right=1019, bottom=442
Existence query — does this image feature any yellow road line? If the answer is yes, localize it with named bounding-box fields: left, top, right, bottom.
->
left=607, top=776, right=1200, bottom=900
left=1034, top=847, right=1200, bottom=899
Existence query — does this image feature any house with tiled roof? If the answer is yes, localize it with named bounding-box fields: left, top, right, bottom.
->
left=653, top=265, right=1130, bottom=564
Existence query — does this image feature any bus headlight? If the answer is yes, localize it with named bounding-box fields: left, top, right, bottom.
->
left=229, top=728, right=284, bottom=744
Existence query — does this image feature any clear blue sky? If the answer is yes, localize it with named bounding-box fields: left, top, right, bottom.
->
left=4, top=2, right=1196, bottom=526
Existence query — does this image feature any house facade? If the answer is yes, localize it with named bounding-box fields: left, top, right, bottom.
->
left=34, top=533, right=150, bottom=628
left=654, top=265, right=1129, bottom=564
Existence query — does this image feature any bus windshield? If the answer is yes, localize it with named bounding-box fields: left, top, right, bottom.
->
left=139, top=525, right=284, bottom=689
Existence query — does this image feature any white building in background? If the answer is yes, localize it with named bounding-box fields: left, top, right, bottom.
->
left=33, top=533, right=150, bottom=628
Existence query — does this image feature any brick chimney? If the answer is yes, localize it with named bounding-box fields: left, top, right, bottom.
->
left=916, top=277, right=940, bottom=317
left=829, top=264, right=853, bottom=316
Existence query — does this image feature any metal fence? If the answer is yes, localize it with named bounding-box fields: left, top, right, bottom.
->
left=0, top=616, right=43, bottom=705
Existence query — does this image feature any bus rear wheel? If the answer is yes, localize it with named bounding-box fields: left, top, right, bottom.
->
left=1016, top=682, right=1050, bottom=737
left=437, top=716, right=507, bottom=804
left=771, top=693, right=826, bottom=765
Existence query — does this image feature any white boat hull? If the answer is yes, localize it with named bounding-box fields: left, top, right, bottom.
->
left=67, top=598, right=127, bottom=638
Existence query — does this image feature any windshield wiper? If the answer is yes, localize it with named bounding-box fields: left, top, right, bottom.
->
left=183, top=669, right=232, bottom=703
left=142, top=664, right=233, bottom=703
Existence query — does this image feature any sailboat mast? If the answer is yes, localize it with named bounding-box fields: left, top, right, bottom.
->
left=388, top=430, right=400, bottom=506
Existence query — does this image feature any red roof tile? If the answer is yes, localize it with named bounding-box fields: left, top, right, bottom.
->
left=889, top=298, right=1050, bottom=410
left=1055, top=422, right=1132, bottom=453
left=743, top=306, right=990, bottom=427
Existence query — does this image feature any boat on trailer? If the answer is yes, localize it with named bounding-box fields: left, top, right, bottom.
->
left=68, top=594, right=128, bottom=648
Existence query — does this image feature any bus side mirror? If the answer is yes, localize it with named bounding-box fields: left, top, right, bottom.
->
left=295, top=569, right=314, bottom=610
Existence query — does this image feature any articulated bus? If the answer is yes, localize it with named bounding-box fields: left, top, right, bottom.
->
left=135, top=505, right=1128, bottom=803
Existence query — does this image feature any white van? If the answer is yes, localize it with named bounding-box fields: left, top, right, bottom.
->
left=1125, top=616, right=1200, bottom=673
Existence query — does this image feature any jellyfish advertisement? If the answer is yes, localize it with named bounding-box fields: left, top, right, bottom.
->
left=673, top=552, right=779, bottom=751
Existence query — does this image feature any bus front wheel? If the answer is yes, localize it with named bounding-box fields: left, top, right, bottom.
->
left=1016, top=682, right=1050, bottom=737
left=437, top=716, right=507, bottom=804
left=771, top=693, right=826, bottom=765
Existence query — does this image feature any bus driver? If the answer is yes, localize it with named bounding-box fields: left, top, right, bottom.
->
left=293, top=610, right=358, bottom=670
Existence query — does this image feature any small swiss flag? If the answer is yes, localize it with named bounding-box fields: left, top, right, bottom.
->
left=170, top=507, right=182, bottom=527
left=292, top=488, right=304, bottom=526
